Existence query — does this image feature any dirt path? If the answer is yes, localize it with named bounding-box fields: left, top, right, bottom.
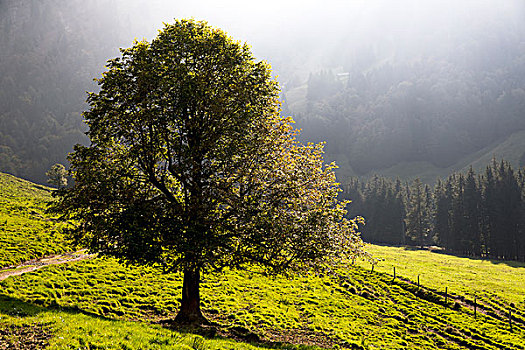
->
left=0, top=251, right=93, bottom=281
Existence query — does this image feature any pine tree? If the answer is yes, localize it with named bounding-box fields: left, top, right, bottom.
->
left=434, top=178, right=452, bottom=250
left=497, top=160, right=522, bottom=259
left=395, top=178, right=407, bottom=245
left=463, top=167, right=482, bottom=256
left=406, top=178, right=430, bottom=248
left=482, top=159, right=522, bottom=259
left=518, top=168, right=525, bottom=261
left=482, top=161, right=498, bottom=258
left=450, top=173, right=467, bottom=254
left=424, top=184, right=434, bottom=244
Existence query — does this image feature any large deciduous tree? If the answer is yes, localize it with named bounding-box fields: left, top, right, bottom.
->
left=51, top=19, right=365, bottom=324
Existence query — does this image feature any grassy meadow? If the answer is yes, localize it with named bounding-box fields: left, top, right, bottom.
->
left=358, top=245, right=525, bottom=311
left=2, top=255, right=525, bottom=349
left=0, top=173, right=70, bottom=267
left=0, top=172, right=524, bottom=349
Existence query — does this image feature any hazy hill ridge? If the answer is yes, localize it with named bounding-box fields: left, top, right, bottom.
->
left=0, top=0, right=129, bottom=183
left=2, top=1, right=525, bottom=184
left=285, top=25, right=525, bottom=180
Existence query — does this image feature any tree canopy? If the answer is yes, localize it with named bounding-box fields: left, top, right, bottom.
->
left=46, top=163, right=68, bottom=188
left=51, top=19, right=365, bottom=324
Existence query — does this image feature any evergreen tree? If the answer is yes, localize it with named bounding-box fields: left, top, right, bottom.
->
left=482, top=161, right=498, bottom=257
left=360, top=175, right=383, bottom=243
left=405, top=178, right=430, bottom=248
left=518, top=168, right=525, bottom=261
left=450, top=174, right=468, bottom=254
left=463, top=167, right=482, bottom=256
left=434, top=178, right=452, bottom=250
left=424, top=183, right=434, bottom=244
left=496, top=160, right=522, bottom=259
left=482, top=159, right=522, bottom=259
left=343, top=176, right=406, bottom=245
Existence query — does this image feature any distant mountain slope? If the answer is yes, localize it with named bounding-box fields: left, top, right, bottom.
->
left=463, top=130, right=525, bottom=172
left=281, top=2, right=525, bottom=183
left=329, top=129, right=525, bottom=183
left=0, top=1, right=131, bottom=183
left=2, top=1, right=525, bottom=184
left=284, top=23, right=525, bottom=183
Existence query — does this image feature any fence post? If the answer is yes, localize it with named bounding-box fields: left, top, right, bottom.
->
left=393, top=266, right=396, bottom=280
left=417, top=275, right=420, bottom=289
left=474, top=296, right=476, bottom=318
left=445, top=287, right=448, bottom=306
left=509, top=308, right=512, bottom=331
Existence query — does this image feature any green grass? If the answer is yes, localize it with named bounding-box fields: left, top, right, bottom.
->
left=2, top=254, right=524, bottom=349
left=0, top=172, right=70, bottom=267
left=358, top=244, right=525, bottom=311
left=1, top=172, right=524, bottom=349
left=0, top=294, right=295, bottom=350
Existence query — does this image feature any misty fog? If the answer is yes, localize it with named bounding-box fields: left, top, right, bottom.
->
left=2, top=0, right=525, bottom=183
left=114, top=0, right=525, bottom=80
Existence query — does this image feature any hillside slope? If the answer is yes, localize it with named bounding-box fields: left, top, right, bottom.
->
left=1, top=250, right=524, bottom=349
left=0, top=172, right=70, bottom=267
left=339, top=129, right=525, bottom=183
left=1, top=175, right=524, bottom=349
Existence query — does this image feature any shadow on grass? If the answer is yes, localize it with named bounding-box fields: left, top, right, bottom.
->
left=0, top=294, right=325, bottom=350
left=487, top=258, right=525, bottom=269
left=429, top=249, right=525, bottom=268
left=0, top=292, right=117, bottom=322
left=402, top=246, right=421, bottom=251
left=390, top=243, right=525, bottom=269
left=158, top=320, right=329, bottom=350
left=0, top=293, right=46, bottom=318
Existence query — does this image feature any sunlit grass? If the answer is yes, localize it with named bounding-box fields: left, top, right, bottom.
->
left=0, top=294, right=286, bottom=349
left=359, top=244, right=525, bottom=308
left=0, top=172, right=70, bottom=267
left=1, top=173, right=524, bottom=349
left=2, top=254, right=524, bottom=349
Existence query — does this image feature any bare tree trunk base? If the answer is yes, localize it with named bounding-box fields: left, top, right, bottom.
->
left=173, top=267, right=208, bottom=326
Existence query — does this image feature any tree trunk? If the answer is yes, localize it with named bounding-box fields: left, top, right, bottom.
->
left=174, top=267, right=207, bottom=325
